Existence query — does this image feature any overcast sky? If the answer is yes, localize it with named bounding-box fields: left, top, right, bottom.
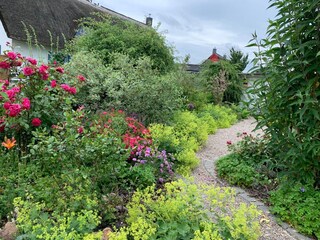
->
left=97, top=0, right=276, bottom=67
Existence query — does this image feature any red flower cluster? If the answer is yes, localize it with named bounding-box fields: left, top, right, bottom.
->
left=60, top=84, right=77, bottom=94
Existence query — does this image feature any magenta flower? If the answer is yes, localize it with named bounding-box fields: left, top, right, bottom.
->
left=31, top=118, right=42, bottom=127
left=7, top=104, right=22, bottom=117
left=26, top=57, right=37, bottom=65
left=51, top=80, right=57, bottom=88
left=23, top=67, right=35, bottom=76
left=6, top=52, right=17, bottom=60
left=22, top=98, right=31, bottom=110
left=0, top=61, right=10, bottom=69
left=3, top=102, right=11, bottom=110
left=226, top=140, right=232, bottom=145
left=77, top=75, right=86, bottom=82
left=55, top=67, right=64, bottom=73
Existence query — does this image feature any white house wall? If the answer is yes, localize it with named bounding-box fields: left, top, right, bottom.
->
left=12, top=39, right=50, bottom=63
left=0, top=20, right=12, bottom=53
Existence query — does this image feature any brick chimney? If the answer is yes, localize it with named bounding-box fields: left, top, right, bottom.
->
left=212, top=48, right=217, bottom=54
left=146, top=14, right=153, bottom=27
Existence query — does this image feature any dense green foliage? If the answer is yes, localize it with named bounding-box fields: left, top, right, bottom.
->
left=216, top=134, right=278, bottom=188
left=232, top=1, right=320, bottom=236
left=151, top=105, right=238, bottom=175
left=65, top=51, right=183, bottom=125
left=200, top=60, right=243, bottom=104
left=67, top=14, right=174, bottom=74
left=109, top=179, right=261, bottom=240
left=228, top=47, right=249, bottom=72
left=270, top=183, right=320, bottom=238
left=248, top=0, right=320, bottom=187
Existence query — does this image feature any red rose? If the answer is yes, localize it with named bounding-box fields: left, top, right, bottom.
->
left=77, top=75, right=86, bottom=82
left=6, top=51, right=17, bottom=60
left=26, top=57, right=37, bottom=65
left=23, top=67, right=35, bottom=76
left=31, top=118, right=42, bottom=127
left=0, top=61, right=10, bottom=69
left=22, top=98, right=31, bottom=110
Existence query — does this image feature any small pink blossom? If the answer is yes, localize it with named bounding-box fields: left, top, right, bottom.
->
left=55, top=67, right=64, bottom=73
left=6, top=52, right=17, bottom=60
left=21, top=98, right=31, bottom=110
left=0, top=61, right=10, bottom=69
left=26, top=57, right=37, bottom=65
left=77, top=75, right=86, bottom=82
left=51, top=80, right=57, bottom=88
left=60, top=84, right=76, bottom=94
left=7, top=104, right=22, bottom=117
left=31, top=118, right=42, bottom=127
left=3, top=102, right=11, bottom=110
left=23, top=67, right=35, bottom=76
left=77, top=126, right=84, bottom=134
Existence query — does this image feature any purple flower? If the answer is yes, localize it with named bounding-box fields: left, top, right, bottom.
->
left=300, top=187, right=305, bottom=193
left=158, top=178, right=164, bottom=183
left=140, top=160, right=147, bottom=164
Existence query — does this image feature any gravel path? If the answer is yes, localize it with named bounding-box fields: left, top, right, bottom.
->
left=192, top=117, right=311, bottom=240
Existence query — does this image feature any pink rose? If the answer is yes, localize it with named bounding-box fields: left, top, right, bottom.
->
left=23, top=67, right=35, bottom=76
left=77, top=75, right=86, bottom=82
left=31, top=118, right=42, bottom=127
left=51, top=80, right=57, bottom=88
left=22, top=98, right=31, bottom=110
left=6, top=52, right=17, bottom=60
left=68, top=87, right=76, bottom=95
left=38, top=64, right=49, bottom=75
left=0, top=61, right=10, bottom=69
left=7, top=104, right=22, bottom=117
left=26, top=57, right=37, bottom=65
left=3, top=102, right=11, bottom=110
left=55, top=67, right=64, bottom=73
left=77, top=126, right=84, bottom=134
left=61, top=84, right=76, bottom=94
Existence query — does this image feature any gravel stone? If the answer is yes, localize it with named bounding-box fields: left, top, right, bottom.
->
left=192, top=117, right=312, bottom=240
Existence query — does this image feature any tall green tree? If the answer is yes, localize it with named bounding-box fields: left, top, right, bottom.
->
left=228, top=47, right=249, bottom=72
left=249, top=0, right=320, bottom=187
left=67, top=14, right=175, bottom=74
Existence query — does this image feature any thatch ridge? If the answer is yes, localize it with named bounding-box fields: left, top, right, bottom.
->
left=0, top=0, right=145, bottom=48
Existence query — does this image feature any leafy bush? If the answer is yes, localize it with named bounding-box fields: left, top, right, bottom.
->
left=198, top=104, right=237, bottom=128
left=216, top=134, right=279, bottom=188
left=109, top=179, right=261, bottom=240
left=68, top=14, right=174, bottom=74
left=0, top=50, right=80, bottom=151
left=248, top=0, right=320, bottom=187
left=270, top=183, right=320, bottom=238
left=216, top=154, right=258, bottom=187
left=65, top=52, right=183, bottom=125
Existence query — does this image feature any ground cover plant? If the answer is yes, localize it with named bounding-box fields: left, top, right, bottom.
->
left=217, top=0, right=320, bottom=237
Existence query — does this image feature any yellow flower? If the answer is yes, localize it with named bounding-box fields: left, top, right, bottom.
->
left=2, top=136, right=16, bottom=150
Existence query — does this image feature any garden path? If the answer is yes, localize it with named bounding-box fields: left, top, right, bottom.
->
left=193, top=117, right=311, bottom=240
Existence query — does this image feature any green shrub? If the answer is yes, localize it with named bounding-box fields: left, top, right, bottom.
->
left=14, top=194, right=101, bottom=240
left=109, top=179, right=261, bottom=239
left=216, top=134, right=279, bottom=188
left=65, top=52, right=183, bottom=125
left=248, top=0, right=320, bottom=187
left=216, top=154, right=258, bottom=187
left=270, top=183, right=320, bottom=238
left=199, top=104, right=237, bottom=128
left=68, top=13, right=174, bottom=74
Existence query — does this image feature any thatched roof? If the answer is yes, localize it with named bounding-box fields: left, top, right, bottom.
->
left=0, top=0, right=146, bottom=47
